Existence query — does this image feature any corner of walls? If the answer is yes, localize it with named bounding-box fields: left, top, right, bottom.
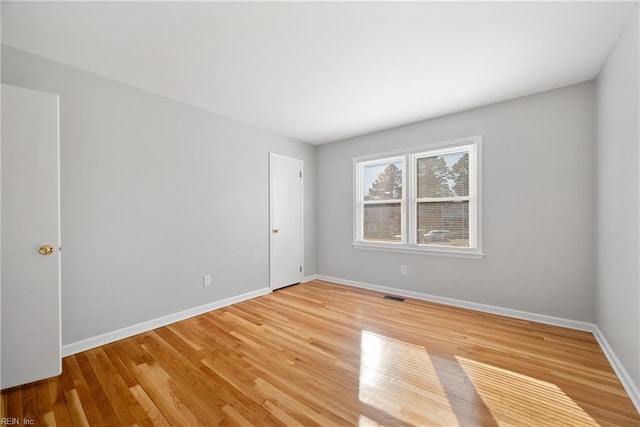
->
left=317, top=81, right=597, bottom=323
left=315, top=274, right=640, bottom=412
left=1, top=45, right=317, bottom=347
left=593, top=325, right=640, bottom=412
left=594, top=1, right=640, bottom=408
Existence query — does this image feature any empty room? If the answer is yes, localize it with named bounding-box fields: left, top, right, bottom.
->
left=1, top=1, right=639, bottom=426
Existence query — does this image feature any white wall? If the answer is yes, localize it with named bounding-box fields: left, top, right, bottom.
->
left=1, top=45, right=317, bottom=345
left=317, top=82, right=596, bottom=322
left=596, top=5, right=640, bottom=390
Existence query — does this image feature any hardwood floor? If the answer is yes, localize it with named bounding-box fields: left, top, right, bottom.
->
left=2, top=280, right=639, bottom=426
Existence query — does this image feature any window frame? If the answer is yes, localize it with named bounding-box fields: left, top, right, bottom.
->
left=354, top=155, right=406, bottom=245
left=353, top=135, right=483, bottom=259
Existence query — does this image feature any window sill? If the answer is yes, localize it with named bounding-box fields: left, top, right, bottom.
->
left=353, top=242, right=484, bottom=259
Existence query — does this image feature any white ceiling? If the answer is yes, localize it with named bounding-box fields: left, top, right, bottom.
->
left=2, top=1, right=635, bottom=144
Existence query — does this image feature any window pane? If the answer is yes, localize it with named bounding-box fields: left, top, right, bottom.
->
left=364, top=203, right=402, bottom=242
left=417, top=152, right=468, bottom=198
left=363, top=160, right=403, bottom=200
left=417, top=201, right=469, bottom=247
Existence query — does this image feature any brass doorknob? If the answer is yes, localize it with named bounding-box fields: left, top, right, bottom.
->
left=272, top=229, right=280, bottom=234
left=39, top=245, right=54, bottom=255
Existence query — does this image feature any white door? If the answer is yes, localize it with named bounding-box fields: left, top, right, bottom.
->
left=1, top=84, right=61, bottom=389
left=269, top=154, right=303, bottom=290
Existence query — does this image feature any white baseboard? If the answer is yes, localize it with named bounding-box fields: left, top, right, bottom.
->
left=315, top=274, right=640, bottom=413
left=60, top=274, right=639, bottom=414
left=61, top=287, right=271, bottom=357
left=316, top=275, right=593, bottom=331
left=302, top=274, right=318, bottom=283
left=593, top=326, right=640, bottom=413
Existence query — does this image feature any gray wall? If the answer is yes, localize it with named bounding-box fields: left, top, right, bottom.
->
left=596, top=5, right=640, bottom=389
left=1, top=45, right=317, bottom=345
left=317, top=82, right=596, bottom=322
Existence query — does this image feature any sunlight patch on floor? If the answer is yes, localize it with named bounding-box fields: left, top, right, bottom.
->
left=456, top=356, right=599, bottom=426
left=358, top=414, right=383, bottom=426
left=358, top=330, right=459, bottom=426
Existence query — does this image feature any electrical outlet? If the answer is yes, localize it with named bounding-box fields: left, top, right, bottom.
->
left=203, top=275, right=212, bottom=287
left=400, top=265, right=407, bottom=275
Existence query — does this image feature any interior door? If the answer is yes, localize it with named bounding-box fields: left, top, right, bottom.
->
left=1, top=84, right=61, bottom=389
left=269, top=153, right=303, bottom=290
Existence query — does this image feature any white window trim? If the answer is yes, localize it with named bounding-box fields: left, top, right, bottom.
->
left=353, top=135, right=483, bottom=259
left=354, top=155, right=406, bottom=245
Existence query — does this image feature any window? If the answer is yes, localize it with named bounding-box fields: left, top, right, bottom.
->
left=354, top=136, right=482, bottom=258
left=356, top=156, right=405, bottom=244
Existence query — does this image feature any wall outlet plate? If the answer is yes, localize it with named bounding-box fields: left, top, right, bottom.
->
left=203, top=275, right=212, bottom=287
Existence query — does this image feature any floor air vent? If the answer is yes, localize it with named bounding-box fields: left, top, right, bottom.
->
left=383, top=295, right=405, bottom=302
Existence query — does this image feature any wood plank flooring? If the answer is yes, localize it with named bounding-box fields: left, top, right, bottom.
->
left=2, top=280, right=639, bottom=426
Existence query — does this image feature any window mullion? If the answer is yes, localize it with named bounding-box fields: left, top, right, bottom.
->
left=402, top=155, right=408, bottom=245
left=408, top=153, right=416, bottom=246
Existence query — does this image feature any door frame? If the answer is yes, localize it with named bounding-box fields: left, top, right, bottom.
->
left=269, top=153, right=304, bottom=290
